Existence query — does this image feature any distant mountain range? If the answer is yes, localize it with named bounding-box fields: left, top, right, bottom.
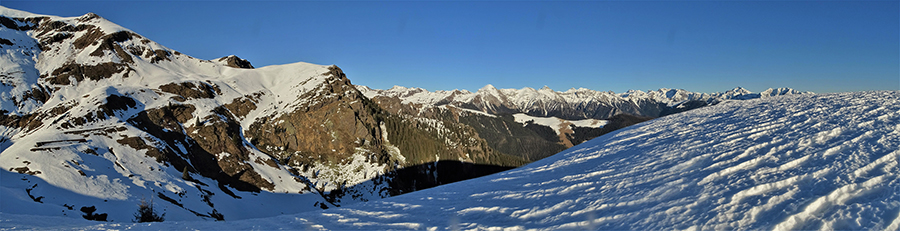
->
left=0, top=6, right=811, bottom=222
left=358, top=85, right=809, bottom=120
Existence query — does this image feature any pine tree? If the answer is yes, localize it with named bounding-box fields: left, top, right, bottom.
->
left=133, top=197, right=165, bottom=222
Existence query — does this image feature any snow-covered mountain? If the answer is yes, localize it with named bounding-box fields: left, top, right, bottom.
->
left=0, top=6, right=534, bottom=222
left=0, top=6, right=362, bottom=221
left=358, top=85, right=809, bottom=120
left=4, top=91, right=896, bottom=230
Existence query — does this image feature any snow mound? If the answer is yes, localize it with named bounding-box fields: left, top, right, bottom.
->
left=4, top=91, right=896, bottom=230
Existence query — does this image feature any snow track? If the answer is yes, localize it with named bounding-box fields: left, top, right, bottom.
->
left=3, top=91, right=898, bottom=230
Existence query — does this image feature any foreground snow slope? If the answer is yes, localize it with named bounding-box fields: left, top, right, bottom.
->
left=3, top=91, right=898, bottom=230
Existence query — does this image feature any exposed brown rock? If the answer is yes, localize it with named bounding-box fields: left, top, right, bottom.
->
left=246, top=66, right=386, bottom=167
left=188, top=106, right=275, bottom=191
left=10, top=166, right=41, bottom=175
left=0, top=110, right=43, bottom=131
left=13, top=86, right=50, bottom=108
left=87, top=31, right=139, bottom=63
left=147, top=49, right=171, bottom=63
left=73, top=27, right=104, bottom=50
left=0, top=16, right=42, bottom=31
left=222, top=92, right=261, bottom=119
left=40, top=32, right=72, bottom=46
left=126, top=45, right=145, bottom=57
left=217, top=55, right=254, bottom=69
left=44, top=62, right=134, bottom=85
left=158, top=82, right=218, bottom=100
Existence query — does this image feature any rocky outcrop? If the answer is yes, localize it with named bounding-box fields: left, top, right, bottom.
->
left=217, top=55, right=254, bottom=69
left=246, top=66, right=386, bottom=166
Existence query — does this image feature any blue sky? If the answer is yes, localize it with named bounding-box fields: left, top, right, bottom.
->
left=4, top=1, right=898, bottom=93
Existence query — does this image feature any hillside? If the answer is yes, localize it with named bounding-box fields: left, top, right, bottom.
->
left=4, top=91, right=892, bottom=229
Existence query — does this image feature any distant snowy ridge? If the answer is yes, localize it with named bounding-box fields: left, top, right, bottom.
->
left=358, top=85, right=810, bottom=120
left=4, top=91, right=894, bottom=230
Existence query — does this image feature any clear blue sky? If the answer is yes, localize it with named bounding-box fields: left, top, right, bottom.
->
left=4, top=1, right=898, bottom=93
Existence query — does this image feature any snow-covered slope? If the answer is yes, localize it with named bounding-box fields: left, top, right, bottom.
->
left=4, top=91, right=895, bottom=230
left=297, top=91, right=900, bottom=230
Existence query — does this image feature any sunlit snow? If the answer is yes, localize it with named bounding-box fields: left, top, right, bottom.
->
left=3, top=91, right=896, bottom=230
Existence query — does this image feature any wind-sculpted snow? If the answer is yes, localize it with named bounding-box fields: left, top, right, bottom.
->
left=5, top=91, right=896, bottom=230
left=285, top=92, right=898, bottom=230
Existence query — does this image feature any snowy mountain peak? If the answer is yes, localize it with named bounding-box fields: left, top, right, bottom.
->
left=725, top=86, right=752, bottom=95
left=478, top=84, right=499, bottom=93
left=389, top=85, right=411, bottom=91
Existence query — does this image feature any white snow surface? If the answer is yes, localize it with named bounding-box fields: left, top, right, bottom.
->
left=513, top=113, right=607, bottom=136
left=4, top=91, right=896, bottom=230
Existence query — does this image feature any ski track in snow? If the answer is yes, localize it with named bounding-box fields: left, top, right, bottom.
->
left=2, top=92, right=898, bottom=230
